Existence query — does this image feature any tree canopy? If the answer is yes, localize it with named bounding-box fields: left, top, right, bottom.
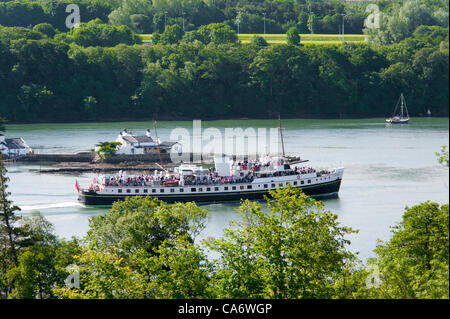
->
left=363, top=202, right=449, bottom=299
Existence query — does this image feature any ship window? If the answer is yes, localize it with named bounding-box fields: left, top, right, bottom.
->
left=143, top=189, right=148, bottom=193
left=224, top=187, right=229, bottom=191
left=232, top=186, right=236, bottom=190
left=279, top=183, right=283, bottom=187
left=126, top=189, right=131, bottom=193
left=271, top=184, right=275, bottom=188
left=247, top=185, right=252, bottom=189
left=170, top=188, right=175, bottom=193
left=301, top=181, right=304, bottom=185
left=264, top=184, right=268, bottom=188
left=215, top=187, right=219, bottom=191
left=191, top=188, right=196, bottom=192
left=118, top=189, right=122, bottom=193
left=198, top=188, right=203, bottom=192
left=180, top=188, right=184, bottom=192
left=293, top=182, right=297, bottom=186
left=135, top=189, right=139, bottom=193
left=152, top=189, right=156, bottom=193
left=240, top=186, right=244, bottom=190
left=206, top=187, right=211, bottom=191
left=308, top=180, right=311, bottom=184
left=160, top=189, right=164, bottom=193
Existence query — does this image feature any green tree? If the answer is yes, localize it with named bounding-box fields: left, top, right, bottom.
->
left=286, top=26, right=300, bottom=46
left=365, top=0, right=435, bottom=45
left=366, top=202, right=449, bottom=298
left=159, top=24, right=184, bottom=45
left=0, top=155, right=21, bottom=268
left=436, top=145, right=449, bottom=167
left=6, top=248, right=55, bottom=299
left=206, top=188, right=358, bottom=299
left=95, top=141, right=122, bottom=156
left=0, top=155, right=21, bottom=295
left=251, top=35, right=269, bottom=47
left=17, top=211, right=57, bottom=249
left=86, top=196, right=208, bottom=257
left=132, top=235, right=213, bottom=298
left=5, top=211, right=59, bottom=299
left=56, top=196, right=211, bottom=299
left=130, top=14, right=152, bottom=33
left=32, top=23, right=56, bottom=38
left=54, top=248, right=148, bottom=299
left=187, top=23, right=237, bottom=45
left=52, top=237, right=83, bottom=290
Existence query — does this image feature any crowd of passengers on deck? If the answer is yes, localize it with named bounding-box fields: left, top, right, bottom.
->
left=101, top=166, right=320, bottom=187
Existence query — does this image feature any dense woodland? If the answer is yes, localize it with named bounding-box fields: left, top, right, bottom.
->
left=0, top=0, right=448, bottom=122
left=0, top=0, right=373, bottom=34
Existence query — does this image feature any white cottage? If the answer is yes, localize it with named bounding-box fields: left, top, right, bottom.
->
left=114, top=129, right=181, bottom=155
left=115, top=129, right=157, bottom=155
left=0, top=134, right=31, bottom=157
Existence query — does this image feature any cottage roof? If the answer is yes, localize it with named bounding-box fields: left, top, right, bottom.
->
left=134, top=135, right=154, bottom=143
left=122, top=135, right=154, bottom=144
left=3, top=138, right=28, bottom=150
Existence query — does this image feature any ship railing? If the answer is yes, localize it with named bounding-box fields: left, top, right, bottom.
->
left=103, top=178, right=259, bottom=188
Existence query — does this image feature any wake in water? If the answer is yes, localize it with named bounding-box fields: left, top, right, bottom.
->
left=20, top=202, right=83, bottom=211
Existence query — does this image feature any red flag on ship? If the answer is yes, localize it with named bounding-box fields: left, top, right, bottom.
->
left=75, top=180, right=80, bottom=193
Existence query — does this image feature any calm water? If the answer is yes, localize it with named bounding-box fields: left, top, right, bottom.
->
left=5, top=118, right=449, bottom=261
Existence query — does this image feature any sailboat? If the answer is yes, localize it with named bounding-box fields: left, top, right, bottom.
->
left=386, top=93, right=410, bottom=124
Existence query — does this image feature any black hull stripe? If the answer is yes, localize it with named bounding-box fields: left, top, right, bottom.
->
left=78, top=180, right=342, bottom=205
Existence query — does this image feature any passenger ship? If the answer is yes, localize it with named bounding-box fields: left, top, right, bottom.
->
left=77, top=156, right=344, bottom=205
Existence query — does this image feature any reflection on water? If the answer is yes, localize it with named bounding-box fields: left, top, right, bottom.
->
left=5, top=118, right=449, bottom=261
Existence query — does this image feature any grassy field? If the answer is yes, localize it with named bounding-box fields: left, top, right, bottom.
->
left=139, top=33, right=366, bottom=45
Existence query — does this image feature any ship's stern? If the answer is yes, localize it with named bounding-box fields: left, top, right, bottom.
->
left=77, top=189, right=97, bottom=205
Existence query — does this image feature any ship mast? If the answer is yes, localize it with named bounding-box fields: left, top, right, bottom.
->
left=278, top=115, right=286, bottom=158
left=401, top=93, right=404, bottom=118
left=404, top=93, right=409, bottom=118
left=154, top=120, right=163, bottom=164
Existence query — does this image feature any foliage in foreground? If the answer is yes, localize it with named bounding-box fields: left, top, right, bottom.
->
left=436, top=145, right=449, bottom=167
left=53, top=189, right=360, bottom=299
left=363, top=202, right=449, bottom=299
left=205, top=188, right=359, bottom=298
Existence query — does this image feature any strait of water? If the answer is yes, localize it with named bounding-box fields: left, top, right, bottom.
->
left=5, top=118, right=449, bottom=261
